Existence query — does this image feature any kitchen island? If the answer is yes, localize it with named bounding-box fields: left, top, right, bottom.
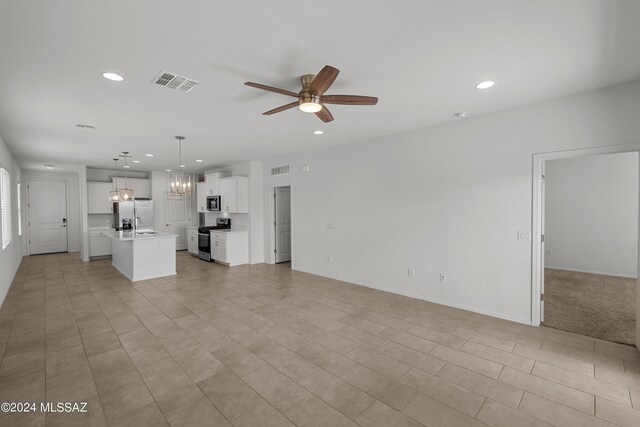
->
left=103, top=230, right=177, bottom=281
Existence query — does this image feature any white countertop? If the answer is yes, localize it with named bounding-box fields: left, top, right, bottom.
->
left=210, top=229, right=247, bottom=235
left=102, top=230, right=178, bottom=241
left=89, top=226, right=113, bottom=231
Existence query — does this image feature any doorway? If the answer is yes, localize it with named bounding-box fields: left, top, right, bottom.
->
left=27, top=179, right=68, bottom=254
left=165, top=196, right=190, bottom=251
left=274, top=186, right=291, bottom=264
left=532, top=146, right=640, bottom=347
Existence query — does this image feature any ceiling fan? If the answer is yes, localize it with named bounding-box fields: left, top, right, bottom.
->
left=244, top=65, right=378, bottom=123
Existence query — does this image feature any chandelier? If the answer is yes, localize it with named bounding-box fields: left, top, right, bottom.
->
left=168, top=136, right=192, bottom=198
left=109, top=156, right=134, bottom=202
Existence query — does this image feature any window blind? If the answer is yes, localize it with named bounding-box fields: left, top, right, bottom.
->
left=1, top=168, right=12, bottom=250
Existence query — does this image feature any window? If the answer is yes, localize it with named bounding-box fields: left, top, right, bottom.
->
left=17, top=182, right=22, bottom=236
left=1, top=168, right=12, bottom=250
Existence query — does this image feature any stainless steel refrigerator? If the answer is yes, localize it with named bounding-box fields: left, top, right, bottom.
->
left=113, top=200, right=154, bottom=230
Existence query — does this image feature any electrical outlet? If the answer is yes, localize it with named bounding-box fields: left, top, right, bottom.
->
left=517, top=230, right=530, bottom=241
left=327, top=255, right=332, bottom=264
left=440, top=273, right=447, bottom=283
left=407, top=268, right=415, bottom=278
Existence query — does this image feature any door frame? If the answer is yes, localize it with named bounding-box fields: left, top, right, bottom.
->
left=274, top=185, right=292, bottom=263
left=531, top=143, right=640, bottom=332
left=26, top=178, right=70, bottom=255
left=268, top=184, right=293, bottom=265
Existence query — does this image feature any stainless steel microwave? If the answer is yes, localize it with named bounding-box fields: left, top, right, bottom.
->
left=206, top=196, right=221, bottom=211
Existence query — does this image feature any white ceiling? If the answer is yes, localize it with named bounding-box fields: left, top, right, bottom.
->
left=1, top=0, right=640, bottom=172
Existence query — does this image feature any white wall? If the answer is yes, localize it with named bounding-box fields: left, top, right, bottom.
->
left=22, top=169, right=81, bottom=254
left=262, top=79, right=640, bottom=325
left=545, top=153, right=638, bottom=277
left=150, top=170, right=168, bottom=231
left=0, top=135, right=24, bottom=307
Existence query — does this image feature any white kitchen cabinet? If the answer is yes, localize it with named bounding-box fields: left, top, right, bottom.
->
left=187, top=228, right=198, bottom=255
left=87, top=182, right=114, bottom=213
left=112, top=177, right=150, bottom=199
left=210, top=230, right=248, bottom=266
left=204, top=172, right=230, bottom=196
left=220, top=176, right=248, bottom=213
left=210, top=233, right=226, bottom=262
left=196, top=182, right=207, bottom=213
left=90, top=231, right=112, bottom=257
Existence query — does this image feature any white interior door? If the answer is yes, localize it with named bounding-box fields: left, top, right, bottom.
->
left=540, top=161, right=546, bottom=322
left=28, top=180, right=68, bottom=254
left=274, top=186, right=291, bottom=263
left=165, top=196, right=190, bottom=250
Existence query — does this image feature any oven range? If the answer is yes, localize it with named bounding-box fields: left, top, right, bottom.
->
left=198, top=218, right=231, bottom=261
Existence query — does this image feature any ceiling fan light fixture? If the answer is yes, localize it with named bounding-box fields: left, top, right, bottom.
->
left=299, top=102, right=322, bottom=113
left=245, top=65, right=377, bottom=123
left=298, top=95, right=323, bottom=113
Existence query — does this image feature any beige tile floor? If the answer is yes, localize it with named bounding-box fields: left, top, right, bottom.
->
left=1, top=252, right=640, bottom=427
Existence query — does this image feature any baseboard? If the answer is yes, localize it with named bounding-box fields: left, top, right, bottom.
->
left=545, top=266, right=637, bottom=279
left=0, top=253, right=24, bottom=310
left=293, top=267, right=532, bottom=326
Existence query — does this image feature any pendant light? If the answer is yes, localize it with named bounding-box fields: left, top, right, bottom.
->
left=118, top=152, right=135, bottom=201
left=168, top=136, right=192, bottom=198
left=109, top=158, right=122, bottom=202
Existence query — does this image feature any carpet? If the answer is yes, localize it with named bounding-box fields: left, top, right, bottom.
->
left=543, top=268, right=636, bottom=345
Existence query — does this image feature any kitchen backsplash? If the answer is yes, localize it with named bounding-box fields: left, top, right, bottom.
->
left=204, top=212, right=248, bottom=229
left=88, top=213, right=113, bottom=228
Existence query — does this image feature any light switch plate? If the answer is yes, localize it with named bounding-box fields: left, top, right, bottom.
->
left=517, top=230, right=530, bottom=241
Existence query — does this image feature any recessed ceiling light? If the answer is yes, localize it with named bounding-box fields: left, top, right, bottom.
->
left=195, top=159, right=203, bottom=163
left=145, top=154, right=154, bottom=157
left=165, top=169, right=171, bottom=172
left=454, top=112, right=468, bottom=118
left=44, top=164, right=54, bottom=169
left=132, top=160, right=141, bottom=164
left=476, top=80, right=495, bottom=89
left=122, top=165, right=130, bottom=169
left=313, top=130, right=324, bottom=135
left=102, top=72, right=124, bottom=82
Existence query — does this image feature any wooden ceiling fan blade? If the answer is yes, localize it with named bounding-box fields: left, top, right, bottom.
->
left=245, top=82, right=299, bottom=98
left=321, top=95, right=378, bottom=105
left=309, top=65, right=340, bottom=96
left=263, top=102, right=298, bottom=115
left=315, top=106, right=334, bottom=123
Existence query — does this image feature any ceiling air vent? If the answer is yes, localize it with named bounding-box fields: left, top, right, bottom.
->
left=153, top=71, right=199, bottom=93
left=76, top=123, right=95, bottom=130
left=271, top=165, right=290, bottom=176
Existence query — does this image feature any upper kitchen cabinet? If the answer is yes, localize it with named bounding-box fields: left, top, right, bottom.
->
left=204, top=172, right=230, bottom=196
left=112, top=177, right=150, bottom=199
left=196, top=182, right=207, bottom=213
left=87, top=182, right=114, bottom=213
left=220, top=176, right=248, bottom=213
